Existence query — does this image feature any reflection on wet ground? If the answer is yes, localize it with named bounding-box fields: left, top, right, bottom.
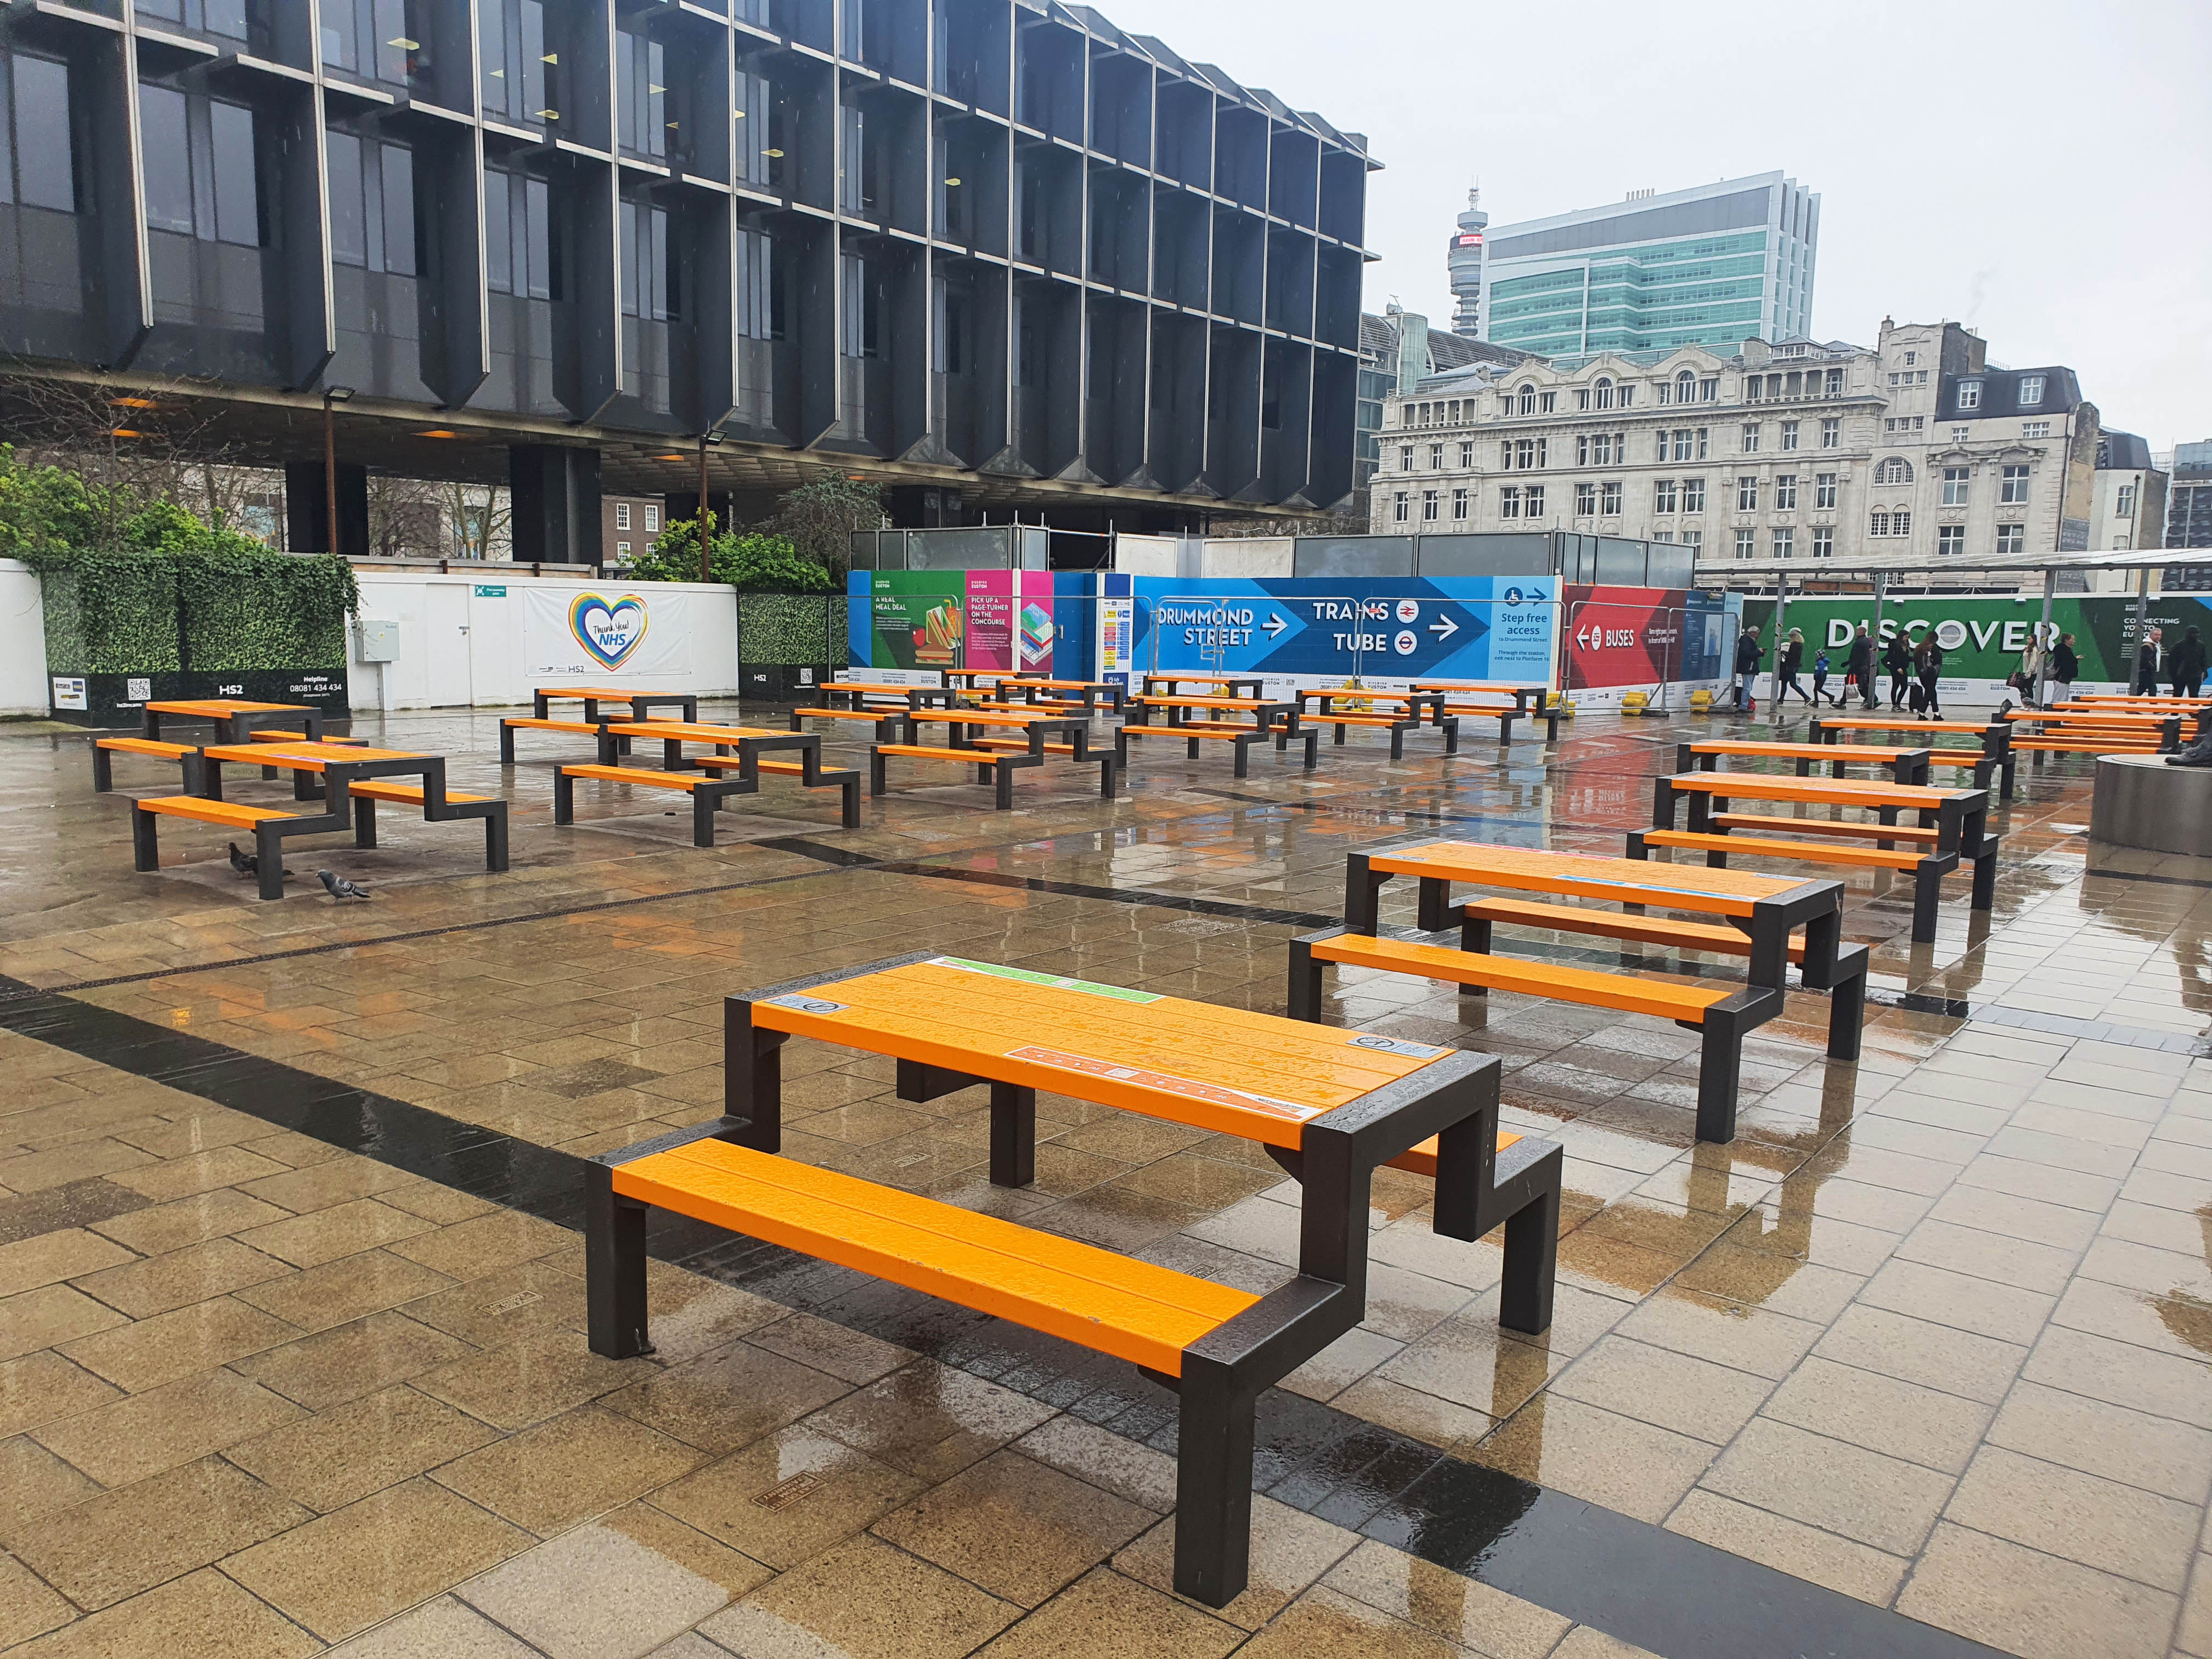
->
left=4, top=704, right=2212, bottom=1658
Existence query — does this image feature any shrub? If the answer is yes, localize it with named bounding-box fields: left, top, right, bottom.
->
left=1, top=447, right=357, bottom=673
left=627, top=514, right=833, bottom=593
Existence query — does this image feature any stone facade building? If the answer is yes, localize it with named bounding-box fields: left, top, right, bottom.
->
left=1370, top=320, right=2102, bottom=589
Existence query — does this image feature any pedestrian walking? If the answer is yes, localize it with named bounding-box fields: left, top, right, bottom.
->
left=1914, top=635, right=1945, bottom=718
left=1847, top=625, right=1877, bottom=709
left=2172, top=625, right=2208, bottom=698
left=2136, top=627, right=2164, bottom=696
left=1812, top=648, right=1839, bottom=707
left=1882, top=634, right=1912, bottom=709
left=2050, top=633, right=2079, bottom=702
left=2012, top=632, right=2047, bottom=708
left=1776, top=629, right=1814, bottom=705
left=1731, top=626, right=1763, bottom=712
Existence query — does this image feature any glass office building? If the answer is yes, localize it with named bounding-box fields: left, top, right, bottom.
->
left=0, top=0, right=1376, bottom=557
left=1478, top=174, right=1816, bottom=360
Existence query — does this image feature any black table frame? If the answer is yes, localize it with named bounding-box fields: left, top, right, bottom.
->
left=1342, top=837, right=1849, bottom=1001
left=177, top=748, right=461, bottom=899
left=597, top=723, right=825, bottom=780
left=1141, top=673, right=1266, bottom=701
left=533, top=690, right=699, bottom=724
left=583, top=951, right=1559, bottom=1609
left=1655, top=772, right=1988, bottom=858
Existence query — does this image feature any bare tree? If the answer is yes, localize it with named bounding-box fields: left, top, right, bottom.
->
left=364, top=473, right=449, bottom=560
left=0, top=364, right=265, bottom=550
left=442, top=479, right=510, bottom=560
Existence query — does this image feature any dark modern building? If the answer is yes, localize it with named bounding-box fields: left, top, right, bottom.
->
left=0, top=0, right=1377, bottom=560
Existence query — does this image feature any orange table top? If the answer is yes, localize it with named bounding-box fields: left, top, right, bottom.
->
left=1366, top=841, right=1816, bottom=918
left=1296, top=689, right=1431, bottom=703
left=1410, top=681, right=1546, bottom=692
left=200, top=741, right=426, bottom=771
left=145, top=699, right=311, bottom=716
left=1130, top=694, right=1280, bottom=709
left=748, top=956, right=1453, bottom=1150
left=1686, top=740, right=1923, bottom=759
left=911, top=709, right=1080, bottom=727
left=538, top=686, right=684, bottom=700
left=2005, top=708, right=2179, bottom=722
left=1814, top=717, right=1998, bottom=734
left=602, top=721, right=799, bottom=743
left=1668, top=770, right=1980, bottom=806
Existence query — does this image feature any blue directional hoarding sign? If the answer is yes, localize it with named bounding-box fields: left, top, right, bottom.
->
left=1128, top=577, right=1555, bottom=684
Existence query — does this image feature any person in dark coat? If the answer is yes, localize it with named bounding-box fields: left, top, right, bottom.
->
left=1914, top=634, right=1945, bottom=718
left=1776, top=629, right=1813, bottom=704
left=2136, top=627, right=2164, bottom=695
left=1846, top=625, right=1877, bottom=709
left=1731, top=627, right=1762, bottom=709
left=1882, top=634, right=1913, bottom=709
left=2172, top=627, right=2208, bottom=698
left=2051, top=633, right=2080, bottom=700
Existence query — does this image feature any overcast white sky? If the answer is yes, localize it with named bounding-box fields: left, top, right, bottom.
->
left=1096, top=0, right=2212, bottom=452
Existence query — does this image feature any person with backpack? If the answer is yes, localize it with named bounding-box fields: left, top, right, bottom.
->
left=1914, top=634, right=1945, bottom=718
left=2171, top=626, right=2208, bottom=698
left=1846, top=624, right=1877, bottom=709
left=1882, top=634, right=1912, bottom=709
left=1731, top=625, right=1763, bottom=711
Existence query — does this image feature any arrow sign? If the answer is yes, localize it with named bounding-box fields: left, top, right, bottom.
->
left=1263, top=613, right=1288, bottom=638
left=1576, top=625, right=1592, bottom=649
left=1428, top=616, right=1459, bottom=641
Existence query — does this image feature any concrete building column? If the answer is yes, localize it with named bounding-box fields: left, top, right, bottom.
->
left=284, top=462, right=368, bottom=558
left=510, top=447, right=603, bottom=566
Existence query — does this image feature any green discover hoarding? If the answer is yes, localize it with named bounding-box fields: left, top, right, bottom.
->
left=1740, top=594, right=2212, bottom=684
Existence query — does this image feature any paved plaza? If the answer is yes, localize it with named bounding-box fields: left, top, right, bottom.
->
left=3, top=706, right=2210, bottom=1659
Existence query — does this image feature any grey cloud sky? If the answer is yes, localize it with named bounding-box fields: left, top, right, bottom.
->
left=1093, top=0, right=2212, bottom=450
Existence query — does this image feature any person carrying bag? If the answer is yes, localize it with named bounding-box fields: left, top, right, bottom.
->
left=1914, top=635, right=1945, bottom=718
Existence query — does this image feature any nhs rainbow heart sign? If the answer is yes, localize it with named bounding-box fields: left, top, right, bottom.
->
left=568, top=593, right=650, bottom=669
left=521, top=584, right=696, bottom=679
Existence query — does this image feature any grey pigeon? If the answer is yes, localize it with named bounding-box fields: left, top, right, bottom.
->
left=228, top=842, right=292, bottom=879
left=317, top=870, right=371, bottom=900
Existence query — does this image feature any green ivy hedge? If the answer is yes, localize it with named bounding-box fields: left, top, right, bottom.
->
left=3, top=455, right=358, bottom=674
left=738, top=592, right=836, bottom=667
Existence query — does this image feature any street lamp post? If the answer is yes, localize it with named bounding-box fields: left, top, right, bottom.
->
left=697, top=428, right=725, bottom=583
left=321, top=386, right=355, bottom=555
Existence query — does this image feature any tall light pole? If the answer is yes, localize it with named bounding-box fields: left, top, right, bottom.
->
left=321, top=386, right=355, bottom=555
left=697, top=428, right=725, bottom=582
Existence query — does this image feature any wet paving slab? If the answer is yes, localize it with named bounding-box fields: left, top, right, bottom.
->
left=1, top=703, right=2208, bottom=1657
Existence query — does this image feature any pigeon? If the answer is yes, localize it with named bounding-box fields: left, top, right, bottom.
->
left=317, top=870, right=371, bottom=900
left=227, top=842, right=292, bottom=879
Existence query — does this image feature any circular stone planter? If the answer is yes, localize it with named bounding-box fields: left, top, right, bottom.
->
left=2090, top=753, right=2212, bottom=857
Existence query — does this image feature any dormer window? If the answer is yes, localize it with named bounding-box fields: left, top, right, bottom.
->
left=1594, top=377, right=1614, bottom=410
left=2019, top=374, right=2045, bottom=407
left=1957, top=380, right=1982, bottom=411
left=1516, top=383, right=1537, bottom=415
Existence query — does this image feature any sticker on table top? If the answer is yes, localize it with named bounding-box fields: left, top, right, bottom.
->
left=763, top=995, right=847, bottom=1015
left=1345, top=1034, right=1447, bottom=1059
left=927, top=957, right=1161, bottom=1004
left=1002, top=1046, right=1318, bottom=1120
